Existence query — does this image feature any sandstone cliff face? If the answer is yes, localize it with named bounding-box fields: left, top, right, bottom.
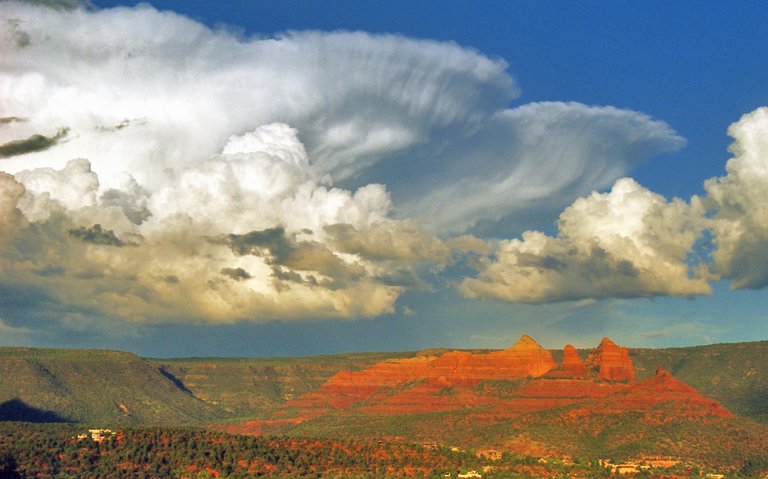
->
left=544, top=344, right=587, bottom=379
left=293, top=335, right=558, bottom=409
left=585, top=337, right=635, bottom=382
left=245, top=337, right=734, bottom=437
left=292, top=336, right=643, bottom=413
left=565, top=366, right=733, bottom=419
left=427, top=335, right=557, bottom=387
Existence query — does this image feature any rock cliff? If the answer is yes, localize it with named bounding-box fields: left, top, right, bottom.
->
left=585, top=337, right=635, bottom=382
left=292, top=336, right=644, bottom=413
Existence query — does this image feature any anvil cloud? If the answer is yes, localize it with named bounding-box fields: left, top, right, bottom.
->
left=1, top=1, right=767, bottom=334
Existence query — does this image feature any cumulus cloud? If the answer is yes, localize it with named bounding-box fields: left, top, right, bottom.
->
left=0, top=124, right=449, bottom=326
left=3, top=0, right=749, bottom=332
left=460, top=178, right=710, bottom=303
left=0, top=1, right=681, bottom=235
left=705, top=107, right=768, bottom=289
left=461, top=107, right=768, bottom=304
left=0, top=172, right=26, bottom=247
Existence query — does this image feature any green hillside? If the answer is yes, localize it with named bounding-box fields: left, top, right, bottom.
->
left=155, top=342, right=768, bottom=424
left=153, top=352, right=416, bottom=419
left=0, top=347, right=220, bottom=425
left=629, top=341, right=768, bottom=421
left=1, top=340, right=768, bottom=428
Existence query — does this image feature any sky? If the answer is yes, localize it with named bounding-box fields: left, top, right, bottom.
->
left=1, top=0, right=768, bottom=357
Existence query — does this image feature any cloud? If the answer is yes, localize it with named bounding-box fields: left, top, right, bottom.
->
left=0, top=124, right=449, bottom=326
left=220, top=267, right=252, bottom=282
left=325, top=221, right=452, bottom=262
left=8, top=1, right=758, bottom=335
left=393, top=102, right=685, bottom=234
left=700, top=107, right=768, bottom=289
left=0, top=127, right=68, bottom=158
left=0, top=172, right=26, bottom=246
left=68, top=223, right=129, bottom=247
left=461, top=107, right=768, bottom=304
left=460, top=178, right=711, bottom=303
left=0, top=2, right=681, bottom=236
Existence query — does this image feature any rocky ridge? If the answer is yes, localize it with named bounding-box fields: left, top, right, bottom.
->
left=288, top=336, right=654, bottom=416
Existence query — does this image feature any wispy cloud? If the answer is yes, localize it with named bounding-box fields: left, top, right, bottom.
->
left=461, top=107, right=768, bottom=304
left=1, top=1, right=767, bottom=339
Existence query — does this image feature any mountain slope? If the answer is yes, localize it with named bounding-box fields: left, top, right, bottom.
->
left=2, top=339, right=768, bottom=428
left=0, top=347, right=219, bottom=424
left=629, top=341, right=768, bottom=421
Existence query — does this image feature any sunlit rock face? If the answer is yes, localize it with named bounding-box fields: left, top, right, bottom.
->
left=544, top=344, right=588, bottom=379
left=291, top=335, right=642, bottom=414
left=585, top=337, right=636, bottom=382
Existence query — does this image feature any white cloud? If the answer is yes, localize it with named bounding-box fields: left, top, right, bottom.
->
left=397, top=102, right=685, bottom=234
left=461, top=106, right=768, bottom=304
left=705, top=107, right=768, bottom=289
left=0, top=2, right=681, bottom=236
left=0, top=2, right=515, bottom=193
left=460, top=178, right=710, bottom=303
left=0, top=124, right=450, bottom=326
left=2, top=1, right=736, bottom=333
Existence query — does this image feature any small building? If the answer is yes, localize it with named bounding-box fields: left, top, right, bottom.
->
left=614, top=464, right=639, bottom=475
left=88, top=429, right=116, bottom=442
left=640, top=456, right=681, bottom=469
left=458, top=471, right=482, bottom=479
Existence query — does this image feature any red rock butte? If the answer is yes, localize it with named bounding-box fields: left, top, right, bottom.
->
left=585, top=337, right=635, bottom=382
left=291, top=335, right=641, bottom=411
left=228, top=335, right=738, bottom=436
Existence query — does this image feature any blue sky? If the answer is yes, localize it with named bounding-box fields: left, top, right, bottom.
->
left=1, top=1, right=768, bottom=357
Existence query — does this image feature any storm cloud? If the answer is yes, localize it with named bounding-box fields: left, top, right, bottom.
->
left=2, top=1, right=768, bottom=336
left=1, top=2, right=680, bottom=234
left=461, top=108, right=768, bottom=304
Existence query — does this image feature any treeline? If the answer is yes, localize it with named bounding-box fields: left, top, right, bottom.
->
left=0, top=423, right=567, bottom=479
left=5, top=422, right=756, bottom=478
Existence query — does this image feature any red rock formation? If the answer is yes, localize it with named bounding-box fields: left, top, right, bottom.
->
left=562, top=345, right=586, bottom=376
left=238, top=339, right=732, bottom=437
left=430, top=335, right=557, bottom=386
left=291, top=335, right=557, bottom=410
left=567, top=366, right=732, bottom=419
left=292, top=336, right=645, bottom=417
left=585, top=338, right=635, bottom=382
left=544, top=344, right=587, bottom=379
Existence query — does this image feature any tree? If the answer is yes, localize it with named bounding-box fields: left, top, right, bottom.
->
left=0, top=452, right=22, bottom=479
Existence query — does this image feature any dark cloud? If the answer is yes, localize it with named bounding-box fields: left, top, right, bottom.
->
left=223, top=227, right=292, bottom=262
left=516, top=253, right=568, bottom=273
left=0, top=117, right=27, bottom=125
left=33, top=264, right=66, bottom=277
left=375, top=269, right=431, bottom=289
left=95, top=118, right=147, bottom=133
left=220, top=267, right=252, bottom=281
left=221, top=228, right=368, bottom=289
left=100, top=188, right=151, bottom=225
left=74, top=270, right=105, bottom=280
left=68, top=224, right=126, bottom=247
left=5, top=19, right=31, bottom=48
left=272, top=267, right=304, bottom=283
left=0, top=128, right=68, bottom=159
left=17, top=0, right=93, bottom=11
